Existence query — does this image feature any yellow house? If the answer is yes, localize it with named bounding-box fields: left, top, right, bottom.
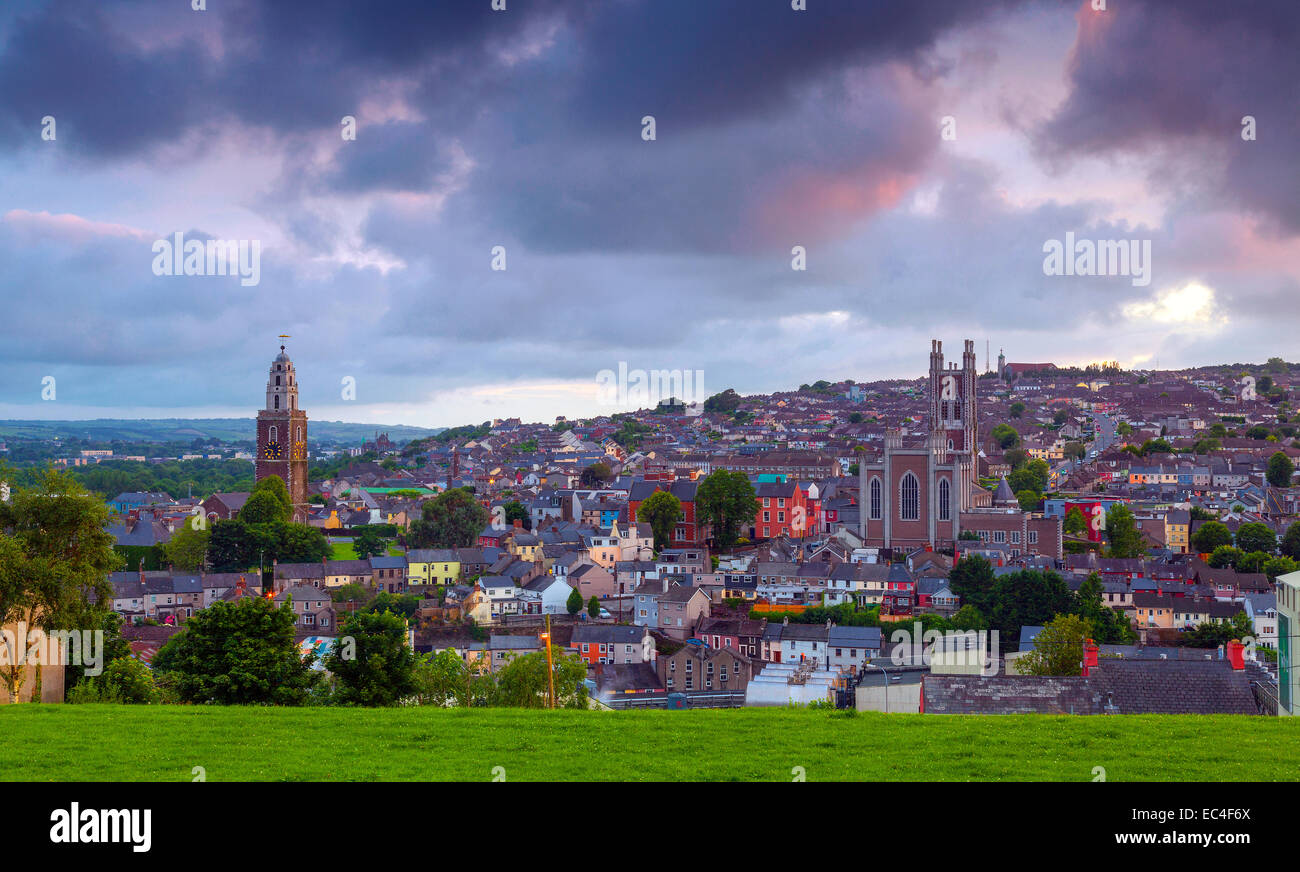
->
left=508, top=533, right=542, bottom=563
left=1164, top=510, right=1190, bottom=553
left=407, top=549, right=461, bottom=586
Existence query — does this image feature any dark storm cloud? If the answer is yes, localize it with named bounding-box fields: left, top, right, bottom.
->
left=1037, top=0, right=1300, bottom=234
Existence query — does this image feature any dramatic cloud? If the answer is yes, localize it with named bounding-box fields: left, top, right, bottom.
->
left=0, top=0, right=1296, bottom=426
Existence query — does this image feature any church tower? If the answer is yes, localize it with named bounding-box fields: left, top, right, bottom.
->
left=928, top=339, right=978, bottom=514
left=256, top=342, right=309, bottom=522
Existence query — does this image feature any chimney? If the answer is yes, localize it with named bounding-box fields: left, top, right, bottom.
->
left=1081, top=639, right=1099, bottom=676
left=236, top=575, right=246, bottom=594
left=138, top=562, right=145, bottom=582
left=1226, top=639, right=1245, bottom=670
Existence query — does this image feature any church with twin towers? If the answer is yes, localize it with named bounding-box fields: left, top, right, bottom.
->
left=858, top=338, right=1061, bottom=558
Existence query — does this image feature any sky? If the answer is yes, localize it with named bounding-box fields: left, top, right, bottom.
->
left=0, top=0, right=1297, bottom=428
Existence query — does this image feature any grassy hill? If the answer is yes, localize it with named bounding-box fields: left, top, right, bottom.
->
left=2, top=705, right=1296, bottom=781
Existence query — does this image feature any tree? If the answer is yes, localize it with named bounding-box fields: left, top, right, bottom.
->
left=703, top=389, right=742, bottom=414
left=0, top=470, right=117, bottom=704
left=1103, top=504, right=1143, bottom=558
left=1016, top=489, right=1041, bottom=512
left=240, top=475, right=292, bottom=524
left=1267, top=451, right=1295, bottom=488
left=407, top=488, right=489, bottom=549
left=1017, top=614, right=1092, bottom=677
left=1008, top=458, right=1050, bottom=494
left=324, top=609, right=418, bottom=706
left=950, top=605, right=986, bottom=632
left=566, top=587, right=583, bottom=616
left=696, top=469, right=760, bottom=551
left=587, top=596, right=600, bottom=619
left=580, top=462, right=613, bottom=488
left=1009, top=402, right=1026, bottom=419
left=948, top=555, right=996, bottom=616
left=1181, top=611, right=1253, bottom=649
left=1073, top=572, right=1134, bottom=644
left=1208, top=545, right=1243, bottom=569
left=638, top=489, right=682, bottom=551
left=1264, top=556, right=1300, bottom=581
left=1063, top=506, right=1087, bottom=536
left=206, top=519, right=257, bottom=572
left=412, top=648, right=470, bottom=707
left=989, top=570, right=1076, bottom=645
left=502, top=500, right=530, bottom=530
left=991, top=423, right=1020, bottom=450
left=163, top=523, right=209, bottom=571
left=1281, top=522, right=1300, bottom=560
left=275, top=523, right=332, bottom=563
left=1063, top=442, right=1086, bottom=462
left=492, top=650, right=588, bottom=708
left=1191, top=520, right=1233, bottom=554
left=152, top=596, right=319, bottom=705
left=353, top=526, right=387, bottom=560
left=1235, top=522, right=1277, bottom=555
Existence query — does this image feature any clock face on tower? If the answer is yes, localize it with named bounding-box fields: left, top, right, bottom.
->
left=264, top=440, right=282, bottom=460
left=291, top=442, right=306, bottom=461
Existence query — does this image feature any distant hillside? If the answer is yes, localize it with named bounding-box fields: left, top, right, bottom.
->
left=0, top=418, right=443, bottom=446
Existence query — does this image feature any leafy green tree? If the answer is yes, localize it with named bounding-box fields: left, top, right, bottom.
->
left=948, top=555, right=996, bottom=616
left=412, top=648, right=470, bottom=707
left=502, top=500, right=530, bottom=530
left=950, top=604, right=986, bottom=632
left=324, top=610, right=418, bottom=706
left=492, top=650, right=589, bottom=708
left=566, top=587, right=583, bottom=616
left=240, top=475, right=292, bottom=524
left=1181, top=611, right=1253, bottom=649
left=1073, top=572, right=1134, bottom=644
left=1008, top=458, right=1050, bottom=494
left=206, top=519, right=256, bottom=571
left=580, top=462, right=613, bottom=487
left=0, top=470, right=117, bottom=703
left=1104, top=504, right=1144, bottom=558
left=1281, top=522, right=1300, bottom=560
left=1237, top=551, right=1269, bottom=574
left=638, top=489, right=682, bottom=551
left=587, top=596, right=600, bottom=618
left=163, top=523, right=209, bottom=571
left=1264, top=556, right=1300, bottom=581
left=152, top=596, right=319, bottom=705
left=1063, top=506, right=1087, bottom=536
left=101, top=656, right=158, bottom=703
left=275, top=523, right=332, bottom=563
left=989, top=570, right=1076, bottom=645
left=1208, top=545, right=1243, bottom=569
left=703, top=389, right=742, bottom=414
left=407, top=487, right=489, bottom=549
left=991, top=423, right=1020, bottom=449
left=365, top=592, right=420, bottom=620
left=1235, top=522, right=1277, bottom=555
left=696, top=469, right=760, bottom=550
left=1191, top=520, right=1233, bottom=554
left=1009, top=402, right=1026, bottom=419
left=353, top=526, right=387, bottom=560
left=1267, top=451, right=1295, bottom=488
left=1017, top=613, right=1092, bottom=677
left=1016, top=489, right=1041, bottom=512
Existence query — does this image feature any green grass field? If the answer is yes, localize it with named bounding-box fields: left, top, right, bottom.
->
left=2, top=705, right=1298, bottom=781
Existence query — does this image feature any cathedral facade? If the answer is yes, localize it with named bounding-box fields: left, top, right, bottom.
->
left=858, top=339, right=982, bottom=550
left=255, top=343, right=310, bottom=522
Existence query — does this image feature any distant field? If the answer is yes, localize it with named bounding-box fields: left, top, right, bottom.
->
left=330, top=542, right=358, bottom=560
left=2, top=706, right=1298, bottom=781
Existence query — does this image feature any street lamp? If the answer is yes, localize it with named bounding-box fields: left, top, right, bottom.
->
left=863, top=660, right=889, bottom=713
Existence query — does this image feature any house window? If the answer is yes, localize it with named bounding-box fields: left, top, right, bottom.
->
left=900, top=472, right=919, bottom=521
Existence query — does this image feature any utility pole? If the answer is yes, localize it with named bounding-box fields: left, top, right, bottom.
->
left=542, top=613, right=556, bottom=709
